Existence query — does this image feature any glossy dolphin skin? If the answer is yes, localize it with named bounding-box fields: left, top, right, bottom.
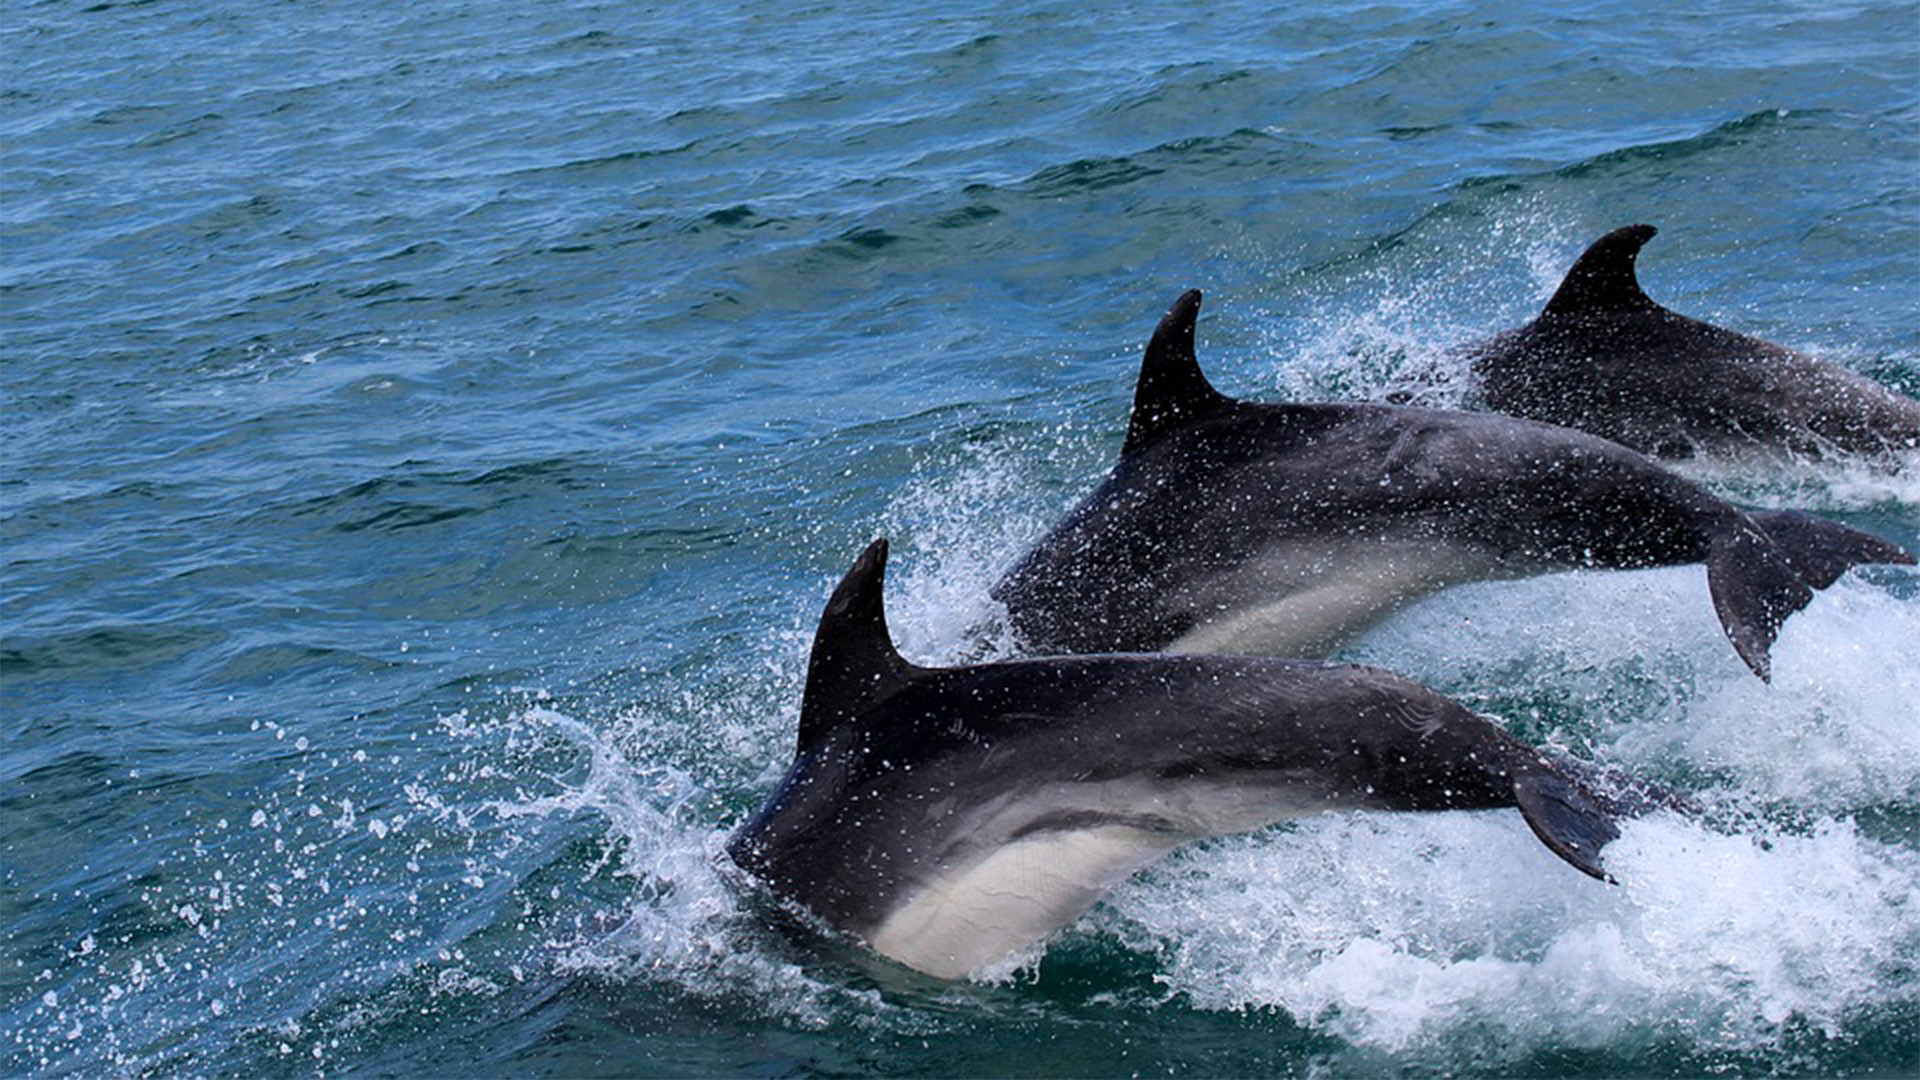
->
left=729, top=539, right=1631, bottom=980
left=994, top=291, right=1911, bottom=679
left=1469, top=224, right=1920, bottom=457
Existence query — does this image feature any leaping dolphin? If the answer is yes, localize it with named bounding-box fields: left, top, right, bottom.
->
left=1468, top=223, right=1920, bottom=457
left=993, top=291, right=1911, bottom=679
left=728, top=539, right=1638, bottom=980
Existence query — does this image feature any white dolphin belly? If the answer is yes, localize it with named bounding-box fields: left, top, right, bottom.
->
left=866, top=823, right=1180, bottom=979
left=1167, top=538, right=1512, bottom=656
left=864, top=777, right=1341, bottom=978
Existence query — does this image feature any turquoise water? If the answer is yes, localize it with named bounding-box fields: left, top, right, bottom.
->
left=4, top=0, right=1918, bottom=1075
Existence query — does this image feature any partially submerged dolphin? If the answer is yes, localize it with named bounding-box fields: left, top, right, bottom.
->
left=729, top=539, right=1637, bottom=980
left=994, top=291, right=1911, bottom=679
left=1469, top=223, right=1920, bottom=457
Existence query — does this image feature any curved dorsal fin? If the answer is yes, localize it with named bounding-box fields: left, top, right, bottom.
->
left=1541, top=224, right=1660, bottom=318
left=1125, top=289, right=1229, bottom=453
left=796, top=538, right=922, bottom=754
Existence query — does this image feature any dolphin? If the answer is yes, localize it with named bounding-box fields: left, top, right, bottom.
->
left=993, top=290, right=1912, bottom=679
left=728, top=539, right=1639, bottom=980
left=1468, top=223, right=1920, bottom=457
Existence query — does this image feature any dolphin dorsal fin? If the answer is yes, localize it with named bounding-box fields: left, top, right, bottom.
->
left=1540, top=224, right=1660, bottom=318
left=1125, top=290, right=1228, bottom=453
left=796, top=538, right=922, bottom=754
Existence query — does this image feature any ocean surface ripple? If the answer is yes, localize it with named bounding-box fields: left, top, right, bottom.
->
left=4, top=0, right=1917, bottom=1075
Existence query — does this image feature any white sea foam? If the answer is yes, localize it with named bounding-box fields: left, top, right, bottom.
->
left=1258, top=270, right=1483, bottom=410
left=1347, top=568, right=1920, bottom=810
left=1606, top=576, right=1920, bottom=809
left=1101, top=809, right=1920, bottom=1056
left=1249, top=197, right=1591, bottom=410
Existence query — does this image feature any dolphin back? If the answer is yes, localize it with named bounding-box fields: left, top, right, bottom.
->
left=1474, top=223, right=1920, bottom=457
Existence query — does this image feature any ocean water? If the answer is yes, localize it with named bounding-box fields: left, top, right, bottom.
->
left=4, top=0, right=1918, bottom=1075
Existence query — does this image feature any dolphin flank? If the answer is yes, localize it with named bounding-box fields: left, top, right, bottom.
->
left=1468, top=223, right=1920, bottom=457
left=993, top=290, right=1912, bottom=680
left=728, top=539, right=1642, bottom=980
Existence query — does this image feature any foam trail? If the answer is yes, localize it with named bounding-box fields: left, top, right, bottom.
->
left=1348, top=566, right=1747, bottom=690
left=1103, top=811, right=1920, bottom=1057
left=1347, top=570, right=1920, bottom=809
left=475, top=708, right=743, bottom=965
left=484, top=713, right=793, bottom=988
left=1256, top=197, right=1587, bottom=408
left=1613, top=576, right=1920, bottom=809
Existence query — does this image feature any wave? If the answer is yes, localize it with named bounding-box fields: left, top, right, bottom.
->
left=1458, top=109, right=1821, bottom=192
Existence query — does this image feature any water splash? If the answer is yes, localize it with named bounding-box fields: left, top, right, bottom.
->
left=1103, top=810, right=1920, bottom=1057
left=881, top=441, right=1064, bottom=663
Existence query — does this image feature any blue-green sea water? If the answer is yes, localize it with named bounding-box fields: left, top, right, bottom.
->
left=5, top=1, right=1919, bottom=1075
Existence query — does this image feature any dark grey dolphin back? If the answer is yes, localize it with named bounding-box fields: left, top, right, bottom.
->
left=1473, top=223, right=1920, bottom=456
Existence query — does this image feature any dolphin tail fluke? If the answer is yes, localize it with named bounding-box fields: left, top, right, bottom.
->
left=1704, top=521, right=1816, bottom=682
left=1545, top=754, right=1701, bottom=819
left=1513, top=770, right=1620, bottom=881
left=1747, top=509, right=1916, bottom=589
left=1706, top=512, right=1913, bottom=681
